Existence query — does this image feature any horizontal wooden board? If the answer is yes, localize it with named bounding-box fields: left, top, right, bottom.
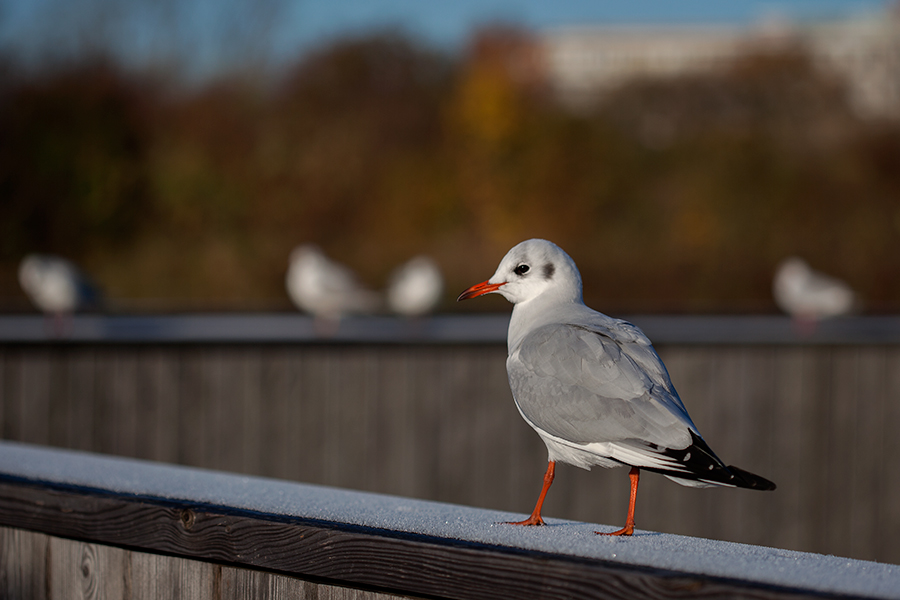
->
left=3, top=314, right=900, bottom=345
left=0, top=526, right=408, bottom=600
left=0, top=478, right=853, bottom=600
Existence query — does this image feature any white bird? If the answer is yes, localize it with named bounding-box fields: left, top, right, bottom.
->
left=458, top=239, right=775, bottom=536
left=18, top=254, right=102, bottom=315
left=386, top=256, right=443, bottom=317
left=773, top=257, right=855, bottom=323
left=286, top=245, right=380, bottom=324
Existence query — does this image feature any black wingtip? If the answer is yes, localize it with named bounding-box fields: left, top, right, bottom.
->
left=726, top=465, right=777, bottom=491
left=643, top=431, right=777, bottom=490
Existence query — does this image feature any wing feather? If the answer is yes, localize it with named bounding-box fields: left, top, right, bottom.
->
left=508, top=320, right=697, bottom=461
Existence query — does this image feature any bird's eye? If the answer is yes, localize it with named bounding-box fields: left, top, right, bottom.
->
left=514, top=264, right=530, bottom=276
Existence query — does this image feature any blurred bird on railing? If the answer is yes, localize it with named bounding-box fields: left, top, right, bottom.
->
left=773, top=257, right=856, bottom=333
left=386, top=255, right=443, bottom=317
left=18, top=254, right=103, bottom=334
left=286, top=245, right=381, bottom=332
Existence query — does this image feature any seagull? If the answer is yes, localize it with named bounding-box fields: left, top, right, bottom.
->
left=773, top=257, right=855, bottom=326
left=286, top=245, right=380, bottom=325
left=386, top=256, right=443, bottom=317
left=458, top=239, right=775, bottom=536
left=18, top=254, right=102, bottom=315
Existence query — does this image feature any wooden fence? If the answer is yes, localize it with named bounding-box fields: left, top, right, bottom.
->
left=1, top=314, right=899, bottom=565
left=3, top=441, right=899, bottom=600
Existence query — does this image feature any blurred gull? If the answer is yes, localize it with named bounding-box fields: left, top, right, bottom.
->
left=286, top=244, right=380, bottom=325
left=773, top=257, right=855, bottom=326
left=18, top=254, right=102, bottom=315
left=386, top=255, right=443, bottom=317
left=458, top=239, right=775, bottom=536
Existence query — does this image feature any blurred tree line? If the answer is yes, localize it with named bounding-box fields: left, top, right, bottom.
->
left=2, top=29, right=899, bottom=313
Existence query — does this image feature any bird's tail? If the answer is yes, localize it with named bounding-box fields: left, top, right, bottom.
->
left=725, top=465, right=777, bottom=491
left=645, top=431, right=777, bottom=490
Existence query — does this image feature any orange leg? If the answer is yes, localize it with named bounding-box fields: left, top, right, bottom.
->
left=506, top=461, right=555, bottom=526
left=597, top=467, right=639, bottom=536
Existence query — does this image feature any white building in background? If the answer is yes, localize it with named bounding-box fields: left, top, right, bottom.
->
left=541, top=25, right=749, bottom=106
left=803, top=11, right=900, bottom=119
left=539, top=6, right=900, bottom=119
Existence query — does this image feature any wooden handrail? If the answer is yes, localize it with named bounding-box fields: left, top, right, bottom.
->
left=4, top=313, right=900, bottom=345
left=0, top=441, right=898, bottom=599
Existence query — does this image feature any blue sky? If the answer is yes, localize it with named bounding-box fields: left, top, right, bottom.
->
left=282, top=0, right=888, bottom=50
left=0, top=0, right=890, bottom=77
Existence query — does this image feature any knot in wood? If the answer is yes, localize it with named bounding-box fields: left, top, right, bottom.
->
left=180, top=509, right=196, bottom=530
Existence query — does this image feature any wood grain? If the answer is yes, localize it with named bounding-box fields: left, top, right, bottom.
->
left=0, top=479, right=853, bottom=600
left=2, top=527, right=406, bottom=600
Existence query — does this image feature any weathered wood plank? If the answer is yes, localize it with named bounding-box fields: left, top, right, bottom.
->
left=109, top=351, right=140, bottom=457
left=61, top=349, right=97, bottom=452
left=47, top=532, right=127, bottom=600
left=211, top=349, right=251, bottom=474
left=1, top=523, right=49, bottom=598
left=0, top=481, right=853, bottom=600
left=824, top=347, right=856, bottom=559
left=177, top=349, right=212, bottom=468
left=257, top=350, right=291, bottom=480
left=881, top=348, right=900, bottom=563
left=137, top=349, right=181, bottom=463
left=2, top=527, right=408, bottom=600
left=9, top=350, right=52, bottom=445
left=767, top=347, right=810, bottom=553
left=848, top=347, right=885, bottom=561
left=739, top=349, right=779, bottom=547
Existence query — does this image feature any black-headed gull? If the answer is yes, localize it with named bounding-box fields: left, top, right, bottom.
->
left=773, top=257, right=855, bottom=324
left=458, top=239, right=775, bottom=536
left=286, top=245, right=381, bottom=324
left=386, top=256, right=443, bottom=317
left=18, top=254, right=102, bottom=315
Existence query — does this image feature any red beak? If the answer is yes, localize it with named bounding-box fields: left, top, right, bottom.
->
left=457, top=280, right=505, bottom=301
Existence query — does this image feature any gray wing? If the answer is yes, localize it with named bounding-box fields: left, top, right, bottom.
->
left=507, top=321, right=697, bottom=452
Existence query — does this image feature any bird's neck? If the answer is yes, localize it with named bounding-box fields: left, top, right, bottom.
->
left=507, top=293, right=583, bottom=354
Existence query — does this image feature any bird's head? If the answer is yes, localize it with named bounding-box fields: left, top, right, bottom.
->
left=457, top=239, right=583, bottom=307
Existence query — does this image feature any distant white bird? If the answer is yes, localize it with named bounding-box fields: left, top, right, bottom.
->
left=773, top=257, right=855, bottom=323
left=458, top=239, right=775, bottom=536
left=286, top=245, right=380, bottom=323
left=386, top=256, right=443, bottom=317
left=18, top=254, right=102, bottom=315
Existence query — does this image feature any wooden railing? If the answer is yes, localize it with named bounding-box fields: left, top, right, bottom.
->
left=2, top=314, right=900, bottom=566
left=4, top=313, right=900, bottom=344
left=2, top=441, right=898, bottom=600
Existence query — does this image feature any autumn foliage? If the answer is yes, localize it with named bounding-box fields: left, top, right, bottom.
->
left=2, top=30, right=899, bottom=313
